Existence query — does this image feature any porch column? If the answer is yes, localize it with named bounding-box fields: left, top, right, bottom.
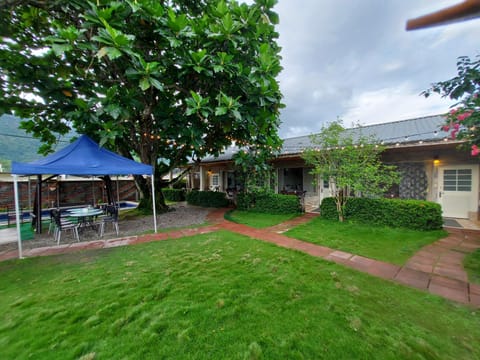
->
left=36, top=175, right=42, bottom=234
left=219, top=170, right=224, bottom=192
left=186, top=171, right=191, bottom=190
left=200, top=167, right=205, bottom=191
left=277, top=168, right=284, bottom=193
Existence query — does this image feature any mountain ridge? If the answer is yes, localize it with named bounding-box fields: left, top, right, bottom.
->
left=0, top=114, right=73, bottom=170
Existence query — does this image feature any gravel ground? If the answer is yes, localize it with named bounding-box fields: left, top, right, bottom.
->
left=1, top=203, right=212, bottom=252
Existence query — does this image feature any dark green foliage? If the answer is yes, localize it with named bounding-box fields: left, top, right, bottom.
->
left=424, top=55, right=480, bottom=152
left=236, top=191, right=302, bottom=214
left=320, top=197, right=443, bottom=230
left=0, top=1, right=284, bottom=208
left=236, top=192, right=255, bottom=211
left=319, top=197, right=339, bottom=220
left=162, top=188, right=185, bottom=202
left=172, top=179, right=187, bottom=190
left=186, top=190, right=228, bottom=208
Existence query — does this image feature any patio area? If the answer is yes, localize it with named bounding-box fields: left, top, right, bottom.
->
left=0, top=203, right=211, bottom=253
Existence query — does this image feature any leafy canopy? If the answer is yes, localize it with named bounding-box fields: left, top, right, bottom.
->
left=302, top=120, right=400, bottom=221
left=423, top=54, right=480, bottom=156
left=0, top=0, right=284, bottom=182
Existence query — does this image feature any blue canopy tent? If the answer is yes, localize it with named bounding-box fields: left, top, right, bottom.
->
left=11, top=135, right=157, bottom=258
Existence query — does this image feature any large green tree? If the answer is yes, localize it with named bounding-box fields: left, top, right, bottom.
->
left=303, top=120, right=399, bottom=222
left=0, top=0, right=283, bottom=209
left=423, top=55, right=480, bottom=156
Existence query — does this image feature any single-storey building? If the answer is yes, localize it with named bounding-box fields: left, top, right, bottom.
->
left=187, top=115, right=479, bottom=220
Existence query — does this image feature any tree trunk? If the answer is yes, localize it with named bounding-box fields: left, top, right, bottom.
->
left=100, top=176, right=115, bottom=205
left=335, top=197, right=344, bottom=222
left=134, top=173, right=168, bottom=213
left=335, top=188, right=345, bottom=222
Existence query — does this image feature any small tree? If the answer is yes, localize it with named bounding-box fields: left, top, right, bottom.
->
left=423, top=55, right=480, bottom=156
left=233, top=146, right=277, bottom=194
left=302, top=120, right=400, bottom=222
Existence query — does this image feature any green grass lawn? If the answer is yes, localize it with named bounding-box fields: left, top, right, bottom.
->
left=0, top=231, right=479, bottom=359
left=464, top=249, right=480, bottom=284
left=225, top=210, right=301, bottom=228
left=284, top=217, right=447, bottom=265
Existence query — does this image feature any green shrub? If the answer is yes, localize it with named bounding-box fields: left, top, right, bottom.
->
left=236, top=192, right=255, bottom=211
left=236, top=191, right=302, bottom=214
left=162, top=188, right=185, bottom=202
left=319, top=197, right=338, bottom=220
left=320, top=197, right=443, bottom=230
left=186, top=190, right=229, bottom=208
left=172, top=179, right=187, bottom=189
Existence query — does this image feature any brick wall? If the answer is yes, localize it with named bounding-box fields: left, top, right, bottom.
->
left=0, top=179, right=138, bottom=210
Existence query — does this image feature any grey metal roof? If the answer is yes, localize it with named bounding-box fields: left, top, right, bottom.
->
left=281, top=114, right=450, bottom=154
left=201, top=114, right=450, bottom=163
left=200, top=145, right=241, bottom=163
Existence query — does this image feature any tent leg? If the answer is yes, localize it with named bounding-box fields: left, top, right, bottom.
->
left=116, top=176, right=120, bottom=205
left=36, top=175, right=42, bottom=234
left=152, top=174, right=157, bottom=233
left=13, top=175, right=23, bottom=259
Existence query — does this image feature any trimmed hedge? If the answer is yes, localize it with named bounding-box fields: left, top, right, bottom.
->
left=162, top=188, right=186, bottom=202
left=237, top=191, right=302, bottom=214
left=320, top=197, right=443, bottom=230
left=186, top=190, right=229, bottom=208
left=319, top=197, right=339, bottom=221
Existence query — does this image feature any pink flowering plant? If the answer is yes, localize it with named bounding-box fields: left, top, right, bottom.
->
left=424, top=55, right=480, bottom=156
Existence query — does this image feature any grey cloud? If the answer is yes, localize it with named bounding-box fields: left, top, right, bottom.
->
left=271, top=0, right=480, bottom=138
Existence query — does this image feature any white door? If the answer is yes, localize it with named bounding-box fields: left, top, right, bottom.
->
left=209, top=173, right=219, bottom=191
left=438, top=165, right=478, bottom=218
left=319, top=177, right=332, bottom=203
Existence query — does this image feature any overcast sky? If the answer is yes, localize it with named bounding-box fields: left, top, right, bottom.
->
left=246, top=0, right=480, bottom=139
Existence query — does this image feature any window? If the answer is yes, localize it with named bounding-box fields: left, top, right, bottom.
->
left=323, top=179, right=329, bottom=189
left=444, top=169, right=472, bottom=191
left=209, top=173, right=220, bottom=191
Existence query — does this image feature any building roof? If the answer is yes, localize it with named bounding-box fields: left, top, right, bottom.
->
left=281, top=114, right=450, bottom=155
left=201, top=114, right=452, bottom=163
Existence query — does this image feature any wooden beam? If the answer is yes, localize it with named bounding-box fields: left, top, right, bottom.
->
left=406, top=0, right=480, bottom=30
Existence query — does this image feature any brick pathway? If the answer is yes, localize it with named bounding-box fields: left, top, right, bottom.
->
left=1, top=208, right=479, bottom=307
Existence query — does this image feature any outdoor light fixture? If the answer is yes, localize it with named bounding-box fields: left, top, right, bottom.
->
left=433, top=155, right=440, bottom=166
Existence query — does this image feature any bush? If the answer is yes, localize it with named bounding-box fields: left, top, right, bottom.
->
left=236, top=191, right=302, bottom=214
left=172, top=179, right=187, bottom=189
left=162, top=188, right=185, bottom=202
left=236, top=192, right=255, bottom=211
left=186, top=190, right=229, bottom=208
left=320, top=197, right=443, bottom=230
left=319, top=197, right=338, bottom=220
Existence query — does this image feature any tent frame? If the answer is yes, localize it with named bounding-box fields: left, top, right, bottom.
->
left=11, top=135, right=157, bottom=258
left=13, top=174, right=157, bottom=259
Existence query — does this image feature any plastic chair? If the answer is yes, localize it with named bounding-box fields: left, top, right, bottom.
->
left=51, top=209, right=80, bottom=245
left=47, top=209, right=57, bottom=234
left=99, top=205, right=119, bottom=237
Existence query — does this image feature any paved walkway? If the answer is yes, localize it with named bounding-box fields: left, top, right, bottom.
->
left=1, top=208, right=479, bottom=307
